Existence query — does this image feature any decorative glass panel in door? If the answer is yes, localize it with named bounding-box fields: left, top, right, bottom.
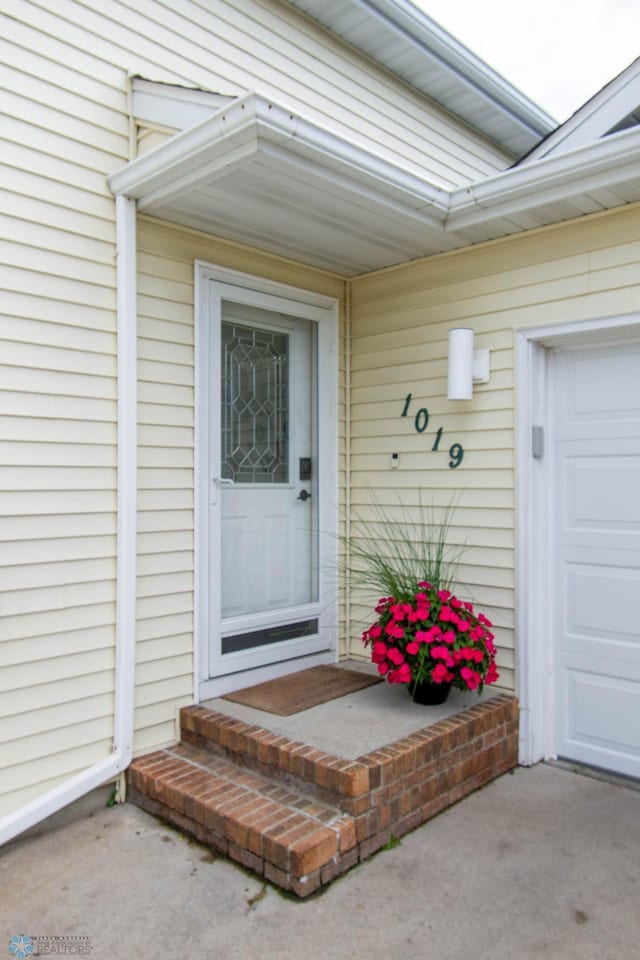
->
left=217, top=301, right=318, bottom=664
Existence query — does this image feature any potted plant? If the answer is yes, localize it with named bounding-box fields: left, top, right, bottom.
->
left=347, top=497, right=499, bottom=703
left=362, top=583, right=499, bottom=702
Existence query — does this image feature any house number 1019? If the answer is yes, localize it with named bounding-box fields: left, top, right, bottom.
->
left=401, top=394, right=464, bottom=469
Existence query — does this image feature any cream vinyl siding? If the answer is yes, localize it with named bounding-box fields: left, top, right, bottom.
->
left=349, top=202, right=640, bottom=693
left=0, top=35, right=126, bottom=812
left=136, top=217, right=346, bottom=752
left=0, top=0, right=491, bottom=824
left=11, top=0, right=509, bottom=187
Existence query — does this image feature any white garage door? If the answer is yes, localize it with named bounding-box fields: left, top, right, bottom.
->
left=553, top=341, right=640, bottom=779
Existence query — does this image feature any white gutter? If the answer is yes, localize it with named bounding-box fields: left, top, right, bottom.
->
left=363, top=0, right=555, bottom=135
left=109, top=91, right=640, bottom=261
left=0, top=195, right=138, bottom=846
left=107, top=92, right=450, bottom=224
left=447, top=124, right=640, bottom=230
left=285, top=0, right=555, bottom=155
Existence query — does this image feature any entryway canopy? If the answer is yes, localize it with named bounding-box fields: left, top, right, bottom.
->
left=108, top=91, right=640, bottom=276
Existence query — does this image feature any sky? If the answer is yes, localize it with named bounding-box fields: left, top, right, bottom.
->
left=413, top=0, right=640, bottom=122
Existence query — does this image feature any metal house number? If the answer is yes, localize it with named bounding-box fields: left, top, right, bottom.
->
left=401, top=394, right=464, bottom=469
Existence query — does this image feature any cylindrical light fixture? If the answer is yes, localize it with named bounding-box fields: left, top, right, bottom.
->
left=447, top=327, right=474, bottom=400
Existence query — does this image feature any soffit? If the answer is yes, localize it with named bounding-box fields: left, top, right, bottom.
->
left=283, top=0, right=555, bottom=156
left=108, top=93, right=640, bottom=277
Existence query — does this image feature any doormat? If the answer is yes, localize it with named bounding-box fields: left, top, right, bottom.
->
left=222, top=665, right=382, bottom=716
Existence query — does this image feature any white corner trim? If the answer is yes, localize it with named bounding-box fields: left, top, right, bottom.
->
left=0, top=196, right=138, bottom=846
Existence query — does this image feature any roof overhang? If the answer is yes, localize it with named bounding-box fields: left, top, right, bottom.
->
left=283, top=0, right=555, bottom=156
left=108, top=93, right=640, bottom=277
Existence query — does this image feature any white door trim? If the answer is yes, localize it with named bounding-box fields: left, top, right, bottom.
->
left=194, top=262, right=339, bottom=701
left=517, top=312, right=640, bottom=765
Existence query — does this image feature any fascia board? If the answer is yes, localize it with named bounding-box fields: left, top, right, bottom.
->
left=285, top=0, right=554, bottom=153
left=366, top=0, right=554, bottom=137
left=447, top=125, right=640, bottom=230
left=108, top=92, right=272, bottom=198
left=519, top=59, right=640, bottom=166
left=108, top=92, right=449, bottom=223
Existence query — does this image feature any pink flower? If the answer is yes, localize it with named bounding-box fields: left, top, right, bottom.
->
left=378, top=662, right=389, bottom=676
left=432, top=663, right=453, bottom=683
left=461, top=666, right=482, bottom=689
left=437, top=589, right=451, bottom=601
left=385, top=622, right=404, bottom=640
left=387, top=647, right=405, bottom=666
left=405, top=641, right=419, bottom=655
left=368, top=623, right=383, bottom=639
left=486, top=661, right=499, bottom=684
left=417, top=581, right=432, bottom=591
left=457, top=619, right=470, bottom=632
left=390, top=603, right=406, bottom=621
left=441, top=630, right=456, bottom=645
left=415, top=625, right=441, bottom=644
left=430, top=645, right=450, bottom=660
left=408, top=603, right=430, bottom=622
left=371, top=641, right=388, bottom=663
left=396, top=662, right=411, bottom=684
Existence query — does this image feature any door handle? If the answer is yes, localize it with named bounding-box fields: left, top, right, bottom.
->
left=214, top=476, right=234, bottom=487
left=297, top=489, right=311, bottom=502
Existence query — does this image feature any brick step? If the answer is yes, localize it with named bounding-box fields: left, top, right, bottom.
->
left=127, top=742, right=357, bottom=897
left=129, top=694, right=519, bottom=896
left=180, top=705, right=370, bottom=809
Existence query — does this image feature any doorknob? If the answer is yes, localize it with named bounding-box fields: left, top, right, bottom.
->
left=297, top=489, right=311, bottom=502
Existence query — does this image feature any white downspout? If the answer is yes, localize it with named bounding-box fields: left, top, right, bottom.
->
left=344, top=280, right=352, bottom=657
left=0, top=195, right=138, bottom=845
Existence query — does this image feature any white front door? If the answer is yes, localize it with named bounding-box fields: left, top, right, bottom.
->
left=218, top=303, right=316, bottom=641
left=197, top=266, right=338, bottom=695
left=552, top=341, right=640, bottom=778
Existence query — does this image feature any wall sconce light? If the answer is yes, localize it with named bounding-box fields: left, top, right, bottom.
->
left=447, top=328, right=490, bottom=400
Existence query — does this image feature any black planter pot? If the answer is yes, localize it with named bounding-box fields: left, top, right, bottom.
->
left=408, top=679, right=452, bottom=705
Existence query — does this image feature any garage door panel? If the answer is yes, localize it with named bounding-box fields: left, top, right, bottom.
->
left=565, top=563, right=640, bottom=642
left=562, top=344, right=640, bottom=426
left=558, top=663, right=640, bottom=778
left=565, top=456, right=640, bottom=530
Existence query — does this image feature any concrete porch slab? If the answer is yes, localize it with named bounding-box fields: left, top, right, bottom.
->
left=203, top=660, right=498, bottom=759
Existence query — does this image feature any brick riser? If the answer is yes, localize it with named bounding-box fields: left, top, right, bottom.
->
left=128, top=694, right=518, bottom=897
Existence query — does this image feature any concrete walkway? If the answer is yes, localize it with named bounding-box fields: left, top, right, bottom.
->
left=2, top=764, right=638, bottom=960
